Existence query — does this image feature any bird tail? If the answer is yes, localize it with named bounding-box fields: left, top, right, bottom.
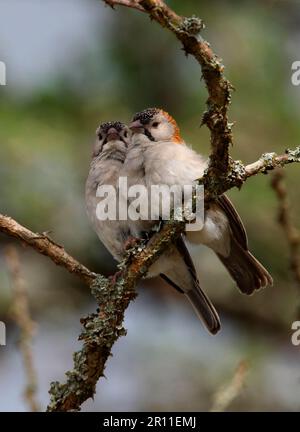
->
left=185, top=282, right=221, bottom=335
left=217, top=237, right=273, bottom=295
left=160, top=236, right=221, bottom=335
left=161, top=272, right=221, bottom=335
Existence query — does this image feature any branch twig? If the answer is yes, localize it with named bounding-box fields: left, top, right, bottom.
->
left=47, top=219, right=185, bottom=411
left=1, top=145, right=299, bottom=411
left=210, top=360, right=249, bottom=412
left=0, top=215, right=96, bottom=285
left=204, top=147, right=300, bottom=199
left=271, top=170, right=300, bottom=289
left=0, top=0, right=299, bottom=412
left=106, top=0, right=234, bottom=175
left=104, top=0, right=145, bottom=12
left=5, top=245, right=40, bottom=412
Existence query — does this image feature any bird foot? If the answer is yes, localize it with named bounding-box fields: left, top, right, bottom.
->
left=108, top=270, right=123, bottom=285
left=123, top=236, right=141, bottom=251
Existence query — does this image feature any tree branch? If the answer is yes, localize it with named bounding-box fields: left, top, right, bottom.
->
left=271, top=170, right=300, bottom=289
left=104, top=0, right=145, bottom=12
left=5, top=245, right=40, bottom=412
left=245, top=148, right=300, bottom=179
left=47, top=220, right=185, bottom=411
left=0, top=215, right=96, bottom=286
left=106, top=0, right=234, bottom=176
left=202, top=147, right=300, bottom=200
left=0, top=0, right=299, bottom=412
left=210, top=360, right=249, bottom=412
left=1, top=145, right=299, bottom=411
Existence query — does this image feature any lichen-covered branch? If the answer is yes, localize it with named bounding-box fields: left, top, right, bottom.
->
left=0, top=214, right=96, bottom=285
left=0, top=214, right=182, bottom=411
left=245, top=148, right=300, bottom=180
left=1, top=145, right=299, bottom=411
left=204, top=146, right=300, bottom=199
left=47, top=220, right=185, bottom=411
left=5, top=245, right=40, bottom=412
left=271, top=170, right=300, bottom=290
left=0, top=0, right=299, bottom=413
left=104, top=0, right=234, bottom=176
left=0, top=213, right=183, bottom=411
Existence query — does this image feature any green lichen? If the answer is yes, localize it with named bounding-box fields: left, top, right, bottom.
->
left=179, top=15, right=205, bottom=38
left=228, top=160, right=246, bottom=186
left=286, top=146, right=300, bottom=162
left=260, top=152, right=277, bottom=172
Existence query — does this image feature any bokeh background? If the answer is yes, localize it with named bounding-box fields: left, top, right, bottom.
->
left=0, top=0, right=300, bottom=411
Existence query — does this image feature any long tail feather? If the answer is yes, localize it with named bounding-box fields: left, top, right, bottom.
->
left=160, top=235, right=221, bottom=335
left=217, top=237, right=273, bottom=295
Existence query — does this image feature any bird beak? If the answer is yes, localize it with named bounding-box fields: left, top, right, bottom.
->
left=129, top=120, right=144, bottom=133
left=107, top=127, right=120, bottom=142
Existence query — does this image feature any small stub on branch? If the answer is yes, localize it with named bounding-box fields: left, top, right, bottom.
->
left=179, top=16, right=205, bottom=38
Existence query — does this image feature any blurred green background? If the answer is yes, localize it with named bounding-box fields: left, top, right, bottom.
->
left=0, top=0, right=300, bottom=411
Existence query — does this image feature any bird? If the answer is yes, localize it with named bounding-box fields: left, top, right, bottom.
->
left=85, top=121, right=131, bottom=262
left=127, top=107, right=273, bottom=297
left=120, top=113, right=221, bottom=335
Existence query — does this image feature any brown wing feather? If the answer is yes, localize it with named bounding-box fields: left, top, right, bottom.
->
left=216, top=195, right=273, bottom=294
left=165, top=235, right=221, bottom=334
left=217, top=194, right=248, bottom=250
left=175, top=235, right=198, bottom=279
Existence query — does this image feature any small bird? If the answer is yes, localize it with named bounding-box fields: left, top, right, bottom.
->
left=121, top=113, right=221, bottom=335
left=127, top=107, right=273, bottom=297
left=85, top=121, right=131, bottom=261
left=86, top=120, right=220, bottom=334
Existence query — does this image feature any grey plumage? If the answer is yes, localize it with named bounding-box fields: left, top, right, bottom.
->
left=124, top=108, right=273, bottom=333
left=85, top=121, right=131, bottom=261
left=121, top=120, right=221, bottom=334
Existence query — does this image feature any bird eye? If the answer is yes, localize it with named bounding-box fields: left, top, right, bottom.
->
left=152, top=122, right=159, bottom=128
left=98, top=133, right=103, bottom=141
left=124, top=130, right=128, bottom=138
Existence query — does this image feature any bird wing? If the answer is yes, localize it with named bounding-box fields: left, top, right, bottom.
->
left=217, top=194, right=248, bottom=250
left=160, top=235, right=221, bottom=334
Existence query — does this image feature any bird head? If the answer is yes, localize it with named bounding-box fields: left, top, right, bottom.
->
left=93, top=121, right=131, bottom=158
left=129, top=108, right=183, bottom=144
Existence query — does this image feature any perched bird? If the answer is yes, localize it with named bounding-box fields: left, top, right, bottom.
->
left=85, top=119, right=220, bottom=334
left=127, top=107, right=273, bottom=296
left=121, top=114, right=221, bottom=335
left=85, top=121, right=131, bottom=261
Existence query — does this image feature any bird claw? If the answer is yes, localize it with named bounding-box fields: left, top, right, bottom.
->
left=123, top=236, right=140, bottom=251
left=108, top=270, right=123, bottom=285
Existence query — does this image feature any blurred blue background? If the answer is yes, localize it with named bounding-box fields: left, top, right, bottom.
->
left=0, top=0, right=300, bottom=411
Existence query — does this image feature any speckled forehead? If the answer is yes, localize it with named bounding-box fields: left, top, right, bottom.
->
left=98, top=121, right=126, bottom=134
left=132, top=108, right=160, bottom=125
